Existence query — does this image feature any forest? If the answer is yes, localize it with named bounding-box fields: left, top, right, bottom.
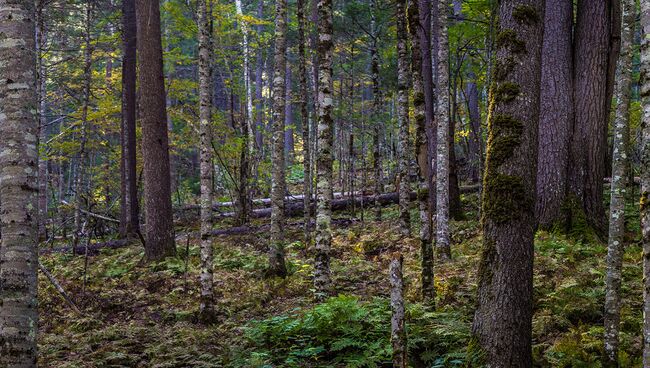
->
left=1, top=0, right=650, bottom=367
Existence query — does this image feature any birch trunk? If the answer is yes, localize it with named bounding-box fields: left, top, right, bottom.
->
left=396, top=0, right=411, bottom=236
left=36, top=0, right=48, bottom=241
left=0, top=0, right=39, bottom=364
left=298, top=0, right=312, bottom=242
left=269, top=0, right=288, bottom=278
left=642, top=1, right=650, bottom=363
left=236, top=0, right=253, bottom=224
left=314, top=0, right=334, bottom=298
left=390, top=255, right=407, bottom=367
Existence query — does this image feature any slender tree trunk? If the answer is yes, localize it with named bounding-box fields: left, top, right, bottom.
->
left=254, top=0, right=265, bottom=152
left=472, top=1, right=544, bottom=366
left=396, top=0, right=411, bottom=236
left=298, top=0, right=312, bottom=242
left=371, top=0, right=383, bottom=222
left=641, top=2, right=650, bottom=364
left=314, top=0, right=334, bottom=298
left=198, top=0, right=216, bottom=323
left=121, top=0, right=140, bottom=238
left=435, top=0, right=451, bottom=261
left=36, top=0, right=48, bottom=241
left=466, top=68, right=482, bottom=183
left=285, top=64, right=295, bottom=163
left=136, top=0, right=176, bottom=260
left=390, top=255, right=407, bottom=368
left=269, top=0, right=288, bottom=278
left=604, top=0, right=634, bottom=364
left=0, top=1, right=39, bottom=365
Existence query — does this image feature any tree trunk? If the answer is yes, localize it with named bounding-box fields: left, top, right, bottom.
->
left=570, top=0, right=620, bottom=235
left=472, top=1, right=544, bottom=366
left=136, top=0, right=176, bottom=260
left=390, top=255, right=407, bottom=368
left=535, top=0, right=573, bottom=230
left=269, top=0, right=288, bottom=278
left=198, top=0, right=216, bottom=323
left=0, top=1, right=39, bottom=364
left=36, top=0, right=48, bottom=241
left=371, top=0, right=383, bottom=222
left=466, top=69, right=482, bottom=183
left=604, top=0, right=634, bottom=364
left=396, top=0, right=411, bottom=237
left=314, top=0, right=334, bottom=299
left=298, top=0, right=312, bottom=242
left=435, top=0, right=451, bottom=261
left=121, top=0, right=140, bottom=238
left=641, top=1, right=650, bottom=364
left=254, top=0, right=265, bottom=153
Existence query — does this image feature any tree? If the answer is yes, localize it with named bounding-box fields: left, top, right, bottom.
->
left=136, top=0, right=176, bottom=261
left=396, top=0, right=412, bottom=237
left=314, top=0, right=334, bottom=299
left=298, top=0, right=312, bottom=242
left=639, top=1, right=650, bottom=365
left=472, top=1, right=544, bottom=366
left=269, top=0, right=288, bottom=278
left=120, top=0, right=139, bottom=238
left=435, top=0, right=450, bottom=261
left=371, top=0, right=383, bottom=222
left=535, top=0, right=573, bottom=230
left=0, top=0, right=39, bottom=365
left=198, top=0, right=216, bottom=323
left=36, top=0, right=48, bottom=241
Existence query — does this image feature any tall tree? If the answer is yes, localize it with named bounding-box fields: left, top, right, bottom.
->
left=298, top=0, right=312, bottom=242
left=435, top=0, right=450, bottom=261
left=535, top=0, right=573, bottom=229
left=36, top=0, right=48, bottom=241
left=472, top=1, right=544, bottom=366
left=371, top=0, right=383, bottom=222
left=198, top=0, right=216, bottom=323
left=137, top=0, right=176, bottom=260
left=268, top=0, right=288, bottom=278
left=120, top=0, right=139, bottom=238
left=314, top=0, right=334, bottom=298
left=642, top=1, right=650, bottom=364
left=396, top=0, right=411, bottom=236
left=0, top=0, right=39, bottom=364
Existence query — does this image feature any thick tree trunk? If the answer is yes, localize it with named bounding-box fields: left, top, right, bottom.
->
left=570, top=0, right=620, bottom=235
left=535, top=0, right=573, bottom=230
left=604, top=0, right=634, bottom=364
left=472, top=1, right=544, bottom=366
left=314, top=0, right=334, bottom=299
left=269, top=0, right=288, bottom=278
left=136, top=0, right=176, bottom=260
left=435, top=0, right=451, bottom=260
left=396, top=0, right=412, bottom=236
left=297, top=0, right=312, bottom=242
left=0, top=1, right=39, bottom=365
left=121, top=0, right=140, bottom=238
left=198, top=0, right=216, bottom=323
left=642, top=1, right=650, bottom=363
left=390, top=255, right=407, bottom=368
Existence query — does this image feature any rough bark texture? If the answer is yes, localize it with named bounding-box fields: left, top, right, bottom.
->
left=121, top=0, right=139, bottom=238
left=535, top=0, right=573, bottom=230
left=198, top=0, right=215, bottom=322
left=314, top=0, right=334, bottom=299
left=390, top=255, right=406, bottom=368
left=570, top=0, right=620, bottom=235
left=269, top=0, right=288, bottom=278
left=472, top=1, right=544, bottom=366
left=396, top=0, right=412, bottom=237
left=466, top=69, right=482, bottom=184
left=642, top=1, right=650, bottom=363
left=409, top=0, right=434, bottom=304
left=0, top=1, right=39, bottom=365
left=298, top=0, right=312, bottom=243
left=371, top=0, right=383, bottom=222
left=136, top=0, right=176, bottom=260
left=435, top=0, right=451, bottom=261
left=36, top=0, right=47, bottom=241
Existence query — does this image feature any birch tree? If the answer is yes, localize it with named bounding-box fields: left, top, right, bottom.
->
left=298, top=0, right=312, bottom=242
left=396, top=0, right=411, bottom=236
left=0, top=0, right=39, bottom=364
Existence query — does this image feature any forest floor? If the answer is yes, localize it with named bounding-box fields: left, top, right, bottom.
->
left=38, top=192, right=645, bottom=367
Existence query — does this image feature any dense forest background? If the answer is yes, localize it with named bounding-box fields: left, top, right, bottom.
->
left=0, top=0, right=649, bottom=367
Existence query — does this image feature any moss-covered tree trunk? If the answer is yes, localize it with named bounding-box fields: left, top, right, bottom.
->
left=603, top=0, right=634, bottom=364
left=535, top=0, right=573, bottom=230
left=136, top=0, right=176, bottom=260
left=269, top=0, right=288, bottom=278
left=435, top=0, right=451, bottom=261
left=0, top=1, right=39, bottom=365
left=396, top=0, right=412, bottom=237
left=314, top=0, right=334, bottom=299
left=198, top=0, right=215, bottom=323
left=640, top=0, right=650, bottom=364
left=472, top=1, right=544, bottom=366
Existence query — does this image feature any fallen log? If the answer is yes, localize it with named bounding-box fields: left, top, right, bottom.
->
left=41, top=239, right=130, bottom=256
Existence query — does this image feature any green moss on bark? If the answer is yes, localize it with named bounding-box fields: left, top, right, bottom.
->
left=494, top=82, right=520, bottom=103
left=477, top=238, right=497, bottom=290
left=482, top=173, right=530, bottom=223
left=497, top=29, right=526, bottom=54
left=512, top=5, right=539, bottom=25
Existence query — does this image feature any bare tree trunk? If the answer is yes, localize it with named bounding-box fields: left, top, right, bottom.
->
left=0, top=1, right=39, bottom=364
left=642, top=2, right=650, bottom=363
left=472, top=1, right=544, bottom=366
left=298, top=0, right=312, bottom=242
left=435, top=0, right=451, bottom=261
left=371, top=0, right=383, bottom=222
left=466, top=68, right=481, bottom=184
left=314, top=0, right=334, bottom=299
left=36, top=0, right=48, bottom=241
left=269, top=0, right=288, bottom=278
left=396, top=0, right=411, bottom=236
left=136, top=0, right=176, bottom=260
left=390, top=255, right=406, bottom=368
left=604, top=0, right=634, bottom=364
